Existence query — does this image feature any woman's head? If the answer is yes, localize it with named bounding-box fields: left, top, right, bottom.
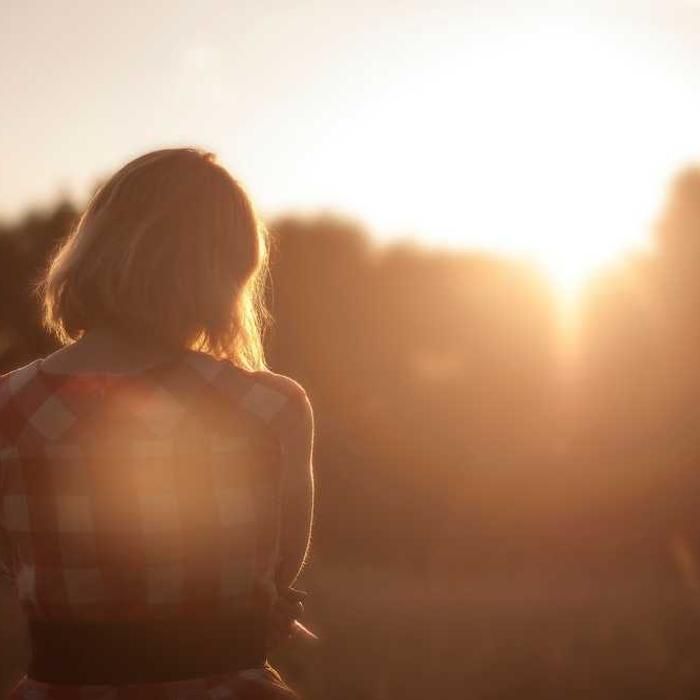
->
left=40, top=148, right=269, bottom=370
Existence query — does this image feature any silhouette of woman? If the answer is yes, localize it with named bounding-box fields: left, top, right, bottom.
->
left=0, top=148, right=314, bottom=699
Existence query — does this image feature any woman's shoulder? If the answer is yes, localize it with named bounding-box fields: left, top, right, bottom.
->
left=248, top=369, right=310, bottom=404
left=184, top=352, right=311, bottom=425
left=0, top=358, right=42, bottom=402
left=0, top=360, right=44, bottom=446
left=240, top=369, right=313, bottom=429
left=250, top=370, right=313, bottom=430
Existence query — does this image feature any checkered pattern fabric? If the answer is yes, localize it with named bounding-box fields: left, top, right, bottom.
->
left=0, top=351, right=307, bottom=699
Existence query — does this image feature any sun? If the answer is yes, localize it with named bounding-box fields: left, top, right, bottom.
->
left=285, top=13, right=680, bottom=301
left=531, top=248, right=613, bottom=303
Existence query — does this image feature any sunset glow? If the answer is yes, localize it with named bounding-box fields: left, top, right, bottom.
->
left=4, top=2, right=700, bottom=298
left=6, top=3, right=700, bottom=697
left=253, top=15, right=684, bottom=298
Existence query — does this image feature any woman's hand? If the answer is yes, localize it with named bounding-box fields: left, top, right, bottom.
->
left=268, top=587, right=307, bottom=649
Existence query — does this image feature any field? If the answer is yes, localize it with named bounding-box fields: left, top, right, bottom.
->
left=275, top=565, right=700, bottom=698
left=4, top=563, right=700, bottom=698
left=9, top=566, right=693, bottom=698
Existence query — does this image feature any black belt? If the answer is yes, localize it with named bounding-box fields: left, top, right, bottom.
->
left=27, top=608, right=268, bottom=684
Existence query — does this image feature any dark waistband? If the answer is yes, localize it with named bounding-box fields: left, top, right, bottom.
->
left=27, top=608, right=268, bottom=684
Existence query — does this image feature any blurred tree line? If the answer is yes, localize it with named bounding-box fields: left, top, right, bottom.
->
left=1, top=169, right=700, bottom=588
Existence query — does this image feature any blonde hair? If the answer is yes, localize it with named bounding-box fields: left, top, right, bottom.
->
left=40, top=148, right=270, bottom=371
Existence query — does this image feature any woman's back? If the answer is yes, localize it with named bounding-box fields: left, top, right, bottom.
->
left=1, top=147, right=315, bottom=698
left=0, top=346, right=308, bottom=696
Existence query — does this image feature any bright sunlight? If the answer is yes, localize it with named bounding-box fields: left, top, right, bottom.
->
left=253, top=12, right=699, bottom=300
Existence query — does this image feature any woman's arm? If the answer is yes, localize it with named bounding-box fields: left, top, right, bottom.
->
left=0, top=525, right=12, bottom=585
left=274, top=385, right=315, bottom=591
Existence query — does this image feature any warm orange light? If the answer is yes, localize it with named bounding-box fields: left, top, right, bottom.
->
left=241, top=15, right=683, bottom=301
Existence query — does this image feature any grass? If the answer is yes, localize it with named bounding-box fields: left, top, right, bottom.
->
left=3, top=565, right=700, bottom=698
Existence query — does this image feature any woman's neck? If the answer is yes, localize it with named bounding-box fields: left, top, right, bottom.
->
left=41, top=325, right=184, bottom=375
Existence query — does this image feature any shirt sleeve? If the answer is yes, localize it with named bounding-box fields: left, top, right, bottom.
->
left=0, top=524, right=13, bottom=583
left=0, top=444, right=14, bottom=583
left=269, top=380, right=314, bottom=588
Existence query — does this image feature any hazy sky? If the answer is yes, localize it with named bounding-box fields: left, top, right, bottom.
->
left=4, top=0, right=700, bottom=278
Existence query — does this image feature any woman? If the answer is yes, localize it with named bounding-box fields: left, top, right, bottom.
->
left=0, top=148, right=314, bottom=699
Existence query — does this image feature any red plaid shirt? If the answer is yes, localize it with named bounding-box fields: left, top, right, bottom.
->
left=0, top=351, right=307, bottom=699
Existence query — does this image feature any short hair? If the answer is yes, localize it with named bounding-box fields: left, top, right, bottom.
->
left=40, top=148, right=270, bottom=370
